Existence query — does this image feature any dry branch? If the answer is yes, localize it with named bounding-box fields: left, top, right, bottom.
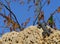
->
left=0, top=2, right=22, bottom=31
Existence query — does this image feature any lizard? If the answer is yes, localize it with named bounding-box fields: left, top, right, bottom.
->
left=38, top=21, right=53, bottom=38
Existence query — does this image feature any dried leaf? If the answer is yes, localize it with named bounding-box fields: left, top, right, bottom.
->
left=3, top=15, right=11, bottom=26
left=57, top=7, right=60, bottom=12
left=2, top=14, right=19, bottom=31
left=47, top=0, right=50, bottom=5
left=7, top=21, right=11, bottom=26
left=10, top=27, right=13, bottom=32
left=35, top=2, right=39, bottom=6
left=23, top=18, right=30, bottom=26
left=38, top=11, right=44, bottom=20
left=11, top=20, right=19, bottom=31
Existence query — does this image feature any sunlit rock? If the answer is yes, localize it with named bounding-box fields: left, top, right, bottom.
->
left=0, top=26, right=60, bottom=44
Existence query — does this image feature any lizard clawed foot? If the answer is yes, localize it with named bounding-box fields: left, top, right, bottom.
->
left=42, top=30, right=52, bottom=38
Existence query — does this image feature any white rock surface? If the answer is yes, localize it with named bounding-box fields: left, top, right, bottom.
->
left=0, top=26, right=60, bottom=44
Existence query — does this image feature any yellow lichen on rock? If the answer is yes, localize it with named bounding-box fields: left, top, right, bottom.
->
left=0, top=26, right=60, bottom=44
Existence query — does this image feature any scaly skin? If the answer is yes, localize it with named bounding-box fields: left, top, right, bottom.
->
left=37, top=22, right=53, bottom=38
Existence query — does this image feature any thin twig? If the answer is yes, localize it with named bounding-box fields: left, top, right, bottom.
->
left=5, top=0, right=12, bottom=18
left=0, top=2, right=22, bottom=31
left=33, top=0, right=47, bottom=25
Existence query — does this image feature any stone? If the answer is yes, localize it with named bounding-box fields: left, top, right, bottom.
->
left=0, top=26, right=60, bottom=44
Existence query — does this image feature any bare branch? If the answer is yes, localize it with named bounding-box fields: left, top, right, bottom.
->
left=0, top=2, right=22, bottom=31
left=5, top=0, right=12, bottom=18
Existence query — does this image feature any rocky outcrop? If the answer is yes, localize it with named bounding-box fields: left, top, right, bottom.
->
left=0, top=26, right=60, bottom=44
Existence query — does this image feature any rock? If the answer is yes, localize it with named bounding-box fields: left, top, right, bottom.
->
left=0, top=26, right=60, bottom=44
left=0, top=38, right=2, bottom=44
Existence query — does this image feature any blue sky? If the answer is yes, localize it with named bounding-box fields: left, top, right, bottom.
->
left=0, top=0, right=60, bottom=35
